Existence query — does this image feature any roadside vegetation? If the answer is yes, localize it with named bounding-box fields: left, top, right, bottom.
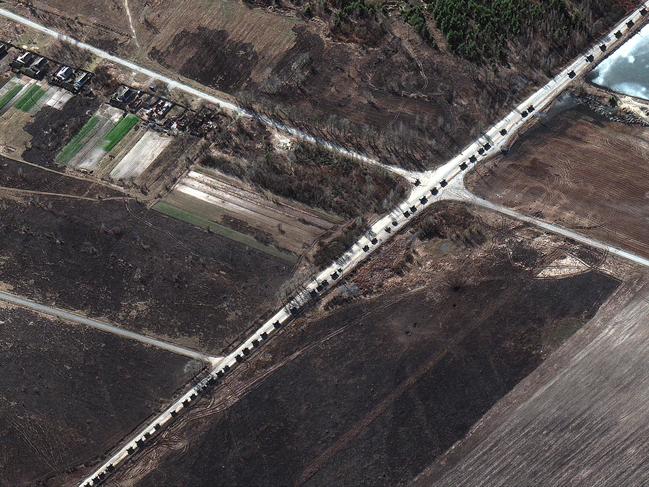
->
left=201, top=142, right=408, bottom=219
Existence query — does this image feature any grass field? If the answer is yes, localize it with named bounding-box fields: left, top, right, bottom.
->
left=154, top=201, right=298, bottom=263
left=0, top=83, right=23, bottom=111
left=103, top=114, right=139, bottom=152
left=56, top=116, right=100, bottom=165
left=14, top=84, right=46, bottom=112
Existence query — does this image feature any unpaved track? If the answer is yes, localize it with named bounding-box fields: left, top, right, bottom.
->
left=0, top=290, right=217, bottom=363
left=447, top=184, right=649, bottom=268
left=74, top=4, right=649, bottom=485
left=0, top=8, right=420, bottom=181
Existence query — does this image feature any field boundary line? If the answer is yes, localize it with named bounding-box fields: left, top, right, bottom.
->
left=0, top=290, right=218, bottom=362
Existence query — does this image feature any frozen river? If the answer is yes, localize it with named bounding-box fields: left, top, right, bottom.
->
left=591, top=22, right=649, bottom=100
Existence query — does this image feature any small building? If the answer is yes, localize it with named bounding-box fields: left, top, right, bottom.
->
left=54, top=65, right=73, bottom=83
left=72, top=72, right=92, bottom=93
left=23, top=56, right=49, bottom=79
left=111, top=85, right=139, bottom=106
left=11, top=51, right=35, bottom=69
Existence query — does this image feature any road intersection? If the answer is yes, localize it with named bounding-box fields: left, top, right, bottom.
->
left=68, top=2, right=649, bottom=484
left=1, top=4, right=645, bottom=486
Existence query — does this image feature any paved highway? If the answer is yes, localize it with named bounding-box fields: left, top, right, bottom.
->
left=0, top=290, right=217, bottom=363
left=0, top=7, right=422, bottom=181
left=74, top=3, right=649, bottom=485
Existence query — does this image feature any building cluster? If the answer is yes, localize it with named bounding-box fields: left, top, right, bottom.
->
left=1, top=42, right=92, bottom=93
left=110, top=84, right=186, bottom=132
left=108, top=84, right=233, bottom=139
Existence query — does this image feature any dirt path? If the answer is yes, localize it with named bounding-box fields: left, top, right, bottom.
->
left=123, top=0, right=140, bottom=48
left=0, top=290, right=218, bottom=363
left=0, top=185, right=133, bottom=201
left=447, top=183, right=649, bottom=268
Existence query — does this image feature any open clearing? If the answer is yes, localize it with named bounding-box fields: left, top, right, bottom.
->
left=161, top=166, right=340, bottom=257
left=0, top=157, right=296, bottom=354
left=467, top=99, right=649, bottom=259
left=415, top=272, right=649, bottom=486
left=0, top=304, right=203, bottom=487
left=108, top=202, right=622, bottom=487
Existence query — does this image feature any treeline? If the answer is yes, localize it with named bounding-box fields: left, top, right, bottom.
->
left=201, top=143, right=408, bottom=219
left=427, top=0, right=586, bottom=63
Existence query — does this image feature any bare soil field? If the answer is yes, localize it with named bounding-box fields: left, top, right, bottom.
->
left=0, top=161, right=296, bottom=354
left=0, top=304, right=203, bottom=487
left=1, top=0, right=632, bottom=169
left=414, top=272, right=649, bottom=487
left=107, top=202, right=621, bottom=487
left=466, top=100, right=649, bottom=259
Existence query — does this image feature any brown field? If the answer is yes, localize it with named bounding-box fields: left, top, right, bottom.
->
left=0, top=154, right=122, bottom=198
left=466, top=101, right=649, bottom=259
left=0, top=304, right=203, bottom=487
left=1, top=0, right=632, bottom=169
left=415, top=272, right=649, bottom=486
left=0, top=157, right=296, bottom=354
left=106, top=202, right=623, bottom=487
left=163, top=166, right=340, bottom=256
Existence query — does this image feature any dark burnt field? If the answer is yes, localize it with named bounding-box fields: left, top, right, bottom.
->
left=22, top=95, right=101, bottom=167
left=108, top=203, right=619, bottom=487
left=0, top=178, right=295, bottom=354
left=0, top=305, right=202, bottom=487
left=0, top=155, right=120, bottom=198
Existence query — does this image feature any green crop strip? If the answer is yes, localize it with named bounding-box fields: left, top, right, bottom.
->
left=56, top=116, right=101, bottom=164
left=14, top=84, right=46, bottom=112
left=103, top=114, right=139, bottom=152
left=0, top=83, right=23, bottom=111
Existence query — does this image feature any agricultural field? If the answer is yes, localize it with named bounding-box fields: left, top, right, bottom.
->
left=158, top=166, right=342, bottom=260
left=57, top=104, right=138, bottom=171
left=0, top=0, right=633, bottom=169
left=466, top=93, right=649, bottom=259
left=107, top=202, right=625, bottom=486
left=0, top=158, right=297, bottom=354
left=22, top=93, right=101, bottom=166
left=0, top=79, right=23, bottom=111
left=0, top=76, right=73, bottom=158
left=109, top=130, right=172, bottom=181
left=0, top=304, right=203, bottom=487
left=415, top=273, right=649, bottom=486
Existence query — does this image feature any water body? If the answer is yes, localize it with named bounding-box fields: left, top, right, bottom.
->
left=590, top=23, right=649, bottom=100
